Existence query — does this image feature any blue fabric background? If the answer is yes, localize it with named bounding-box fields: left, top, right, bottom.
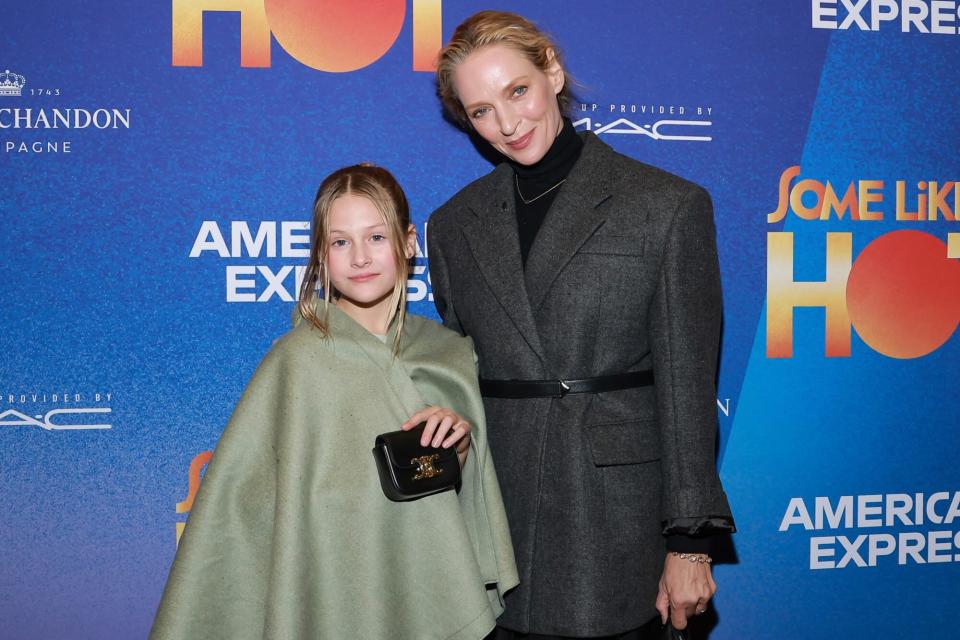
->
left=2, top=1, right=957, bottom=637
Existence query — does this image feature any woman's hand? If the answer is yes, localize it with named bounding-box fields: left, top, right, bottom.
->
left=655, top=552, right=717, bottom=630
left=401, top=406, right=471, bottom=466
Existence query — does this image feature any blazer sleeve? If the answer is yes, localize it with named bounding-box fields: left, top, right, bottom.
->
left=648, top=185, right=735, bottom=537
left=427, top=214, right=465, bottom=336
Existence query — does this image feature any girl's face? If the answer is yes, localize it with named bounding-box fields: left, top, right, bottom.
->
left=325, top=194, right=413, bottom=332
left=453, top=43, right=565, bottom=166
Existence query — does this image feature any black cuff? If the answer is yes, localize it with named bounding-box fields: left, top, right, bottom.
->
left=666, top=534, right=715, bottom=554
left=661, top=515, right=736, bottom=537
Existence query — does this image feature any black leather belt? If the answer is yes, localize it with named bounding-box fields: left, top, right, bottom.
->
left=479, top=370, right=654, bottom=399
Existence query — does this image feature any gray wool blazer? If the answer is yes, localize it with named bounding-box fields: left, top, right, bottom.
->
left=427, top=132, right=734, bottom=637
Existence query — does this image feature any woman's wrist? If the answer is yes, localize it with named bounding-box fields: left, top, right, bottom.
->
left=669, top=551, right=712, bottom=564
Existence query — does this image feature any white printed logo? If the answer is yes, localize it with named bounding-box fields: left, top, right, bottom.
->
left=812, top=0, right=960, bottom=34
left=0, top=70, right=25, bottom=97
left=0, top=408, right=113, bottom=430
left=574, top=117, right=712, bottom=142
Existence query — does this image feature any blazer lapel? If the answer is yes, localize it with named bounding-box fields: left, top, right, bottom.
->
left=460, top=164, right=546, bottom=361
left=524, top=134, right=614, bottom=312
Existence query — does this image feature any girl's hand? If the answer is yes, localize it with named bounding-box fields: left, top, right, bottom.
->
left=401, top=406, right=472, bottom=466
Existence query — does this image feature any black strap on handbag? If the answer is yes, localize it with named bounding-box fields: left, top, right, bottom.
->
left=479, top=369, right=654, bottom=399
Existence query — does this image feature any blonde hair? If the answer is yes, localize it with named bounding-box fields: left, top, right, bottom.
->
left=297, top=164, right=412, bottom=353
left=436, top=10, right=575, bottom=127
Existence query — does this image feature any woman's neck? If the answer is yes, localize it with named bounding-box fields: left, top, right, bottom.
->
left=507, top=117, right=583, bottom=186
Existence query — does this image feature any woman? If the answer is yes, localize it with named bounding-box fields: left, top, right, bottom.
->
left=428, top=11, right=735, bottom=639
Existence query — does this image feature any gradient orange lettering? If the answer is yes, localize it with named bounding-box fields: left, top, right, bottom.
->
left=175, top=450, right=214, bottom=546
left=927, top=181, right=957, bottom=221
left=846, top=231, right=960, bottom=359
left=172, top=0, right=443, bottom=72
left=768, top=165, right=801, bottom=223
left=768, top=231, right=960, bottom=359
left=768, top=166, right=888, bottom=223
left=172, top=0, right=271, bottom=67
left=766, top=232, right=852, bottom=358
left=896, top=181, right=923, bottom=220
left=413, top=0, right=443, bottom=72
left=821, top=181, right=860, bottom=221
left=857, top=180, right=884, bottom=220
left=789, top=179, right=826, bottom=221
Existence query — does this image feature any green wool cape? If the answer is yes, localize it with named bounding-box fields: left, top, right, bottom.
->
left=150, top=305, right=518, bottom=640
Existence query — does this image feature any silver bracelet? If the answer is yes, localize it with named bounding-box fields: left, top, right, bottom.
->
left=671, top=551, right=713, bottom=564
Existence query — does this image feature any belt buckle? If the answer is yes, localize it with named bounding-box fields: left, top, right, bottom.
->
left=558, top=380, right=571, bottom=398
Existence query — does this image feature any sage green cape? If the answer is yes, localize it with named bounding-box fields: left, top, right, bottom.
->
left=150, top=306, right=518, bottom=639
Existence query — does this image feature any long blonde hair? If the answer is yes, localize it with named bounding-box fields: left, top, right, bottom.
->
left=436, top=10, right=576, bottom=127
left=297, top=164, right=412, bottom=352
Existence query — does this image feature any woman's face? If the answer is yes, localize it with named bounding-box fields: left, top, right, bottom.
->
left=453, top=44, right=565, bottom=166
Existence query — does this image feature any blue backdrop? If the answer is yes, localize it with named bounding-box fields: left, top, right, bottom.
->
left=3, top=1, right=958, bottom=637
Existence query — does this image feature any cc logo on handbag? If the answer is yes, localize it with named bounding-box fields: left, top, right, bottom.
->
left=411, top=454, right=442, bottom=480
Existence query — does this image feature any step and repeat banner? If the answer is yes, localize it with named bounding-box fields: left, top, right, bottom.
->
left=3, top=1, right=958, bottom=637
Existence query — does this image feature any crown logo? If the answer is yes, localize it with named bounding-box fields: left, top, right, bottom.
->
left=0, top=70, right=26, bottom=97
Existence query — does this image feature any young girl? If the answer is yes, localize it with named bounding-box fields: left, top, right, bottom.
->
left=150, top=164, right=518, bottom=639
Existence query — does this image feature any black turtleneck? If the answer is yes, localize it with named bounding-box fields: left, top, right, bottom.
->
left=506, top=117, right=583, bottom=265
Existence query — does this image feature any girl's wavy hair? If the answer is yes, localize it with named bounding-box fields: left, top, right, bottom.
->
left=436, top=10, right=576, bottom=127
left=297, top=163, right=412, bottom=353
